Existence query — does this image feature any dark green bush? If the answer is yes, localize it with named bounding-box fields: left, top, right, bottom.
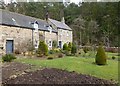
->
left=63, top=43, right=68, bottom=51
left=37, top=41, right=48, bottom=56
left=68, top=42, right=72, bottom=51
left=52, top=40, right=57, bottom=49
left=47, top=56, right=53, bottom=60
left=2, top=54, right=16, bottom=62
left=49, top=50, right=55, bottom=54
left=112, top=56, right=115, bottom=60
left=71, top=43, right=77, bottom=55
left=95, top=45, right=107, bottom=65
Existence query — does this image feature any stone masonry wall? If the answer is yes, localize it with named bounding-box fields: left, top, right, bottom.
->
left=0, top=25, right=32, bottom=54
left=58, top=29, right=72, bottom=48
left=45, top=31, right=57, bottom=49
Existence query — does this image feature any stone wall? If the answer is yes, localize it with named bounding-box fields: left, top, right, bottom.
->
left=44, top=31, right=57, bottom=49
left=0, top=25, right=32, bottom=54
left=0, top=24, right=72, bottom=54
left=58, top=29, right=72, bottom=48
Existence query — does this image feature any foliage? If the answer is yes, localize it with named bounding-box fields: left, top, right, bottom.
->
left=71, top=43, right=77, bottom=55
left=49, top=50, right=55, bottom=54
left=83, top=47, right=88, bottom=53
left=68, top=42, right=72, bottom=51
left=112, top=56, right=116, bottom=60
left=2, top=54, right=16, bottom=62
left=64, top=50, right=71, bottom=56
left=52, top=40, right=58, bottom=49
left=63, top=43, right=68, bottom=51
left=37, top=41, right=48, bottom=56
left=47, top=56, right=53, bottom=60
left=95, top=45, right=107, bottom=65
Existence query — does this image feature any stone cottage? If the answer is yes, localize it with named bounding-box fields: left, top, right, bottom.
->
left=0, top=9, right=72, bottom=54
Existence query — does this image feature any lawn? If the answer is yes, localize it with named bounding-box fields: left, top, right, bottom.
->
left=15, top=56, right=118, bottom=82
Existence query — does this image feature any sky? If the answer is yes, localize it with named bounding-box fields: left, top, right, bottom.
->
left=3, top=0, right=82, bottom=4
left=3, top=0, right=120, bottom=5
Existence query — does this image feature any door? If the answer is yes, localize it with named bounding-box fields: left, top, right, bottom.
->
left=6, top=40, right=14, bottom=54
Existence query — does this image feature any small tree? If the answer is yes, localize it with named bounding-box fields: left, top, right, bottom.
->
left=71, top=43, right=77, bottom=55
left=63, top=43, right=68, bottom=51
left=95, top=45, right=107, bottom=65
left=38, top=41, right=48, bottom=56
left=52, top=40, right=57, bottom=49
left=68, top=42, right=72, bottom=51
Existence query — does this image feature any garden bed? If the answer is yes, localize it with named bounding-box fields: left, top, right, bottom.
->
left=2, top=62, right=37, bottom=83
left=2, top=68, right=117, bottom=85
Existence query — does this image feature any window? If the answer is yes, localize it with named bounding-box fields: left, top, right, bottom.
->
left=67, top=31, right=69, bottom=36
left=49, top=40, right=52, bottom=47
left=34, top=23, right=38, bottom=29
left=12, top=18, right=18, bottom=25
left=59, top=41, right=62, bottom=48
left=34, top=40, right=38, bottom=49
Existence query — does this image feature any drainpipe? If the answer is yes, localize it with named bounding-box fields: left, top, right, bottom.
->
left=32, top=28, right=34, bottom=50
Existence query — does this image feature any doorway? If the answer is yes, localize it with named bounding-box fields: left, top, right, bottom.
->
left=6, top=40, right=14, bottom=54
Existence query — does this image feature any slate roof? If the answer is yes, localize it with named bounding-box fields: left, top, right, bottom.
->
left=49, top=18, right=72, bottom=31
left=0, top=9, right=57, bottom=33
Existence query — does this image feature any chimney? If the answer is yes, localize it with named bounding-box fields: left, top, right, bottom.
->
left=61, top=17, right=65, bottom=24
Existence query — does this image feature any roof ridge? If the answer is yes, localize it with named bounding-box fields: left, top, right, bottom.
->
left=0, top=9, right=45, bottom=23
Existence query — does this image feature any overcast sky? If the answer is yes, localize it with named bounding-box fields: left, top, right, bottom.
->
left=3, top=0, right=82, bottom=4
left=3, top=0, right=120, bottom=5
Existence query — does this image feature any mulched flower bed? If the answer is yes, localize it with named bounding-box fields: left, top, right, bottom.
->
left=2, top=67, right=117, bottom=85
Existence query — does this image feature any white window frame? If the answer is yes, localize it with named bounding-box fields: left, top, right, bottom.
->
left=67, top=31, right=69, bottom=36
left=49, top=39, right=52, bottom=47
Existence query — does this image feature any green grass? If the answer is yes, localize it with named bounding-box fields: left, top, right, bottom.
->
left=15, top=56, right=118, bottom=82
left=106, top=52, right=119, bottom=59
left=79, top=50, right=119, bottom=60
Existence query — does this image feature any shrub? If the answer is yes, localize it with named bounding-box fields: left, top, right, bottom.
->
left=83, top=47, right=88, bottom=53
left=68, top=42, right=72, bottom=51
left=37, top=41, right=48, bottom=56
left=118, top=53, right=120, bottom=56
left=71, top=43, right=77, bottom=55
left=78, top=52, right=81, bottom=55
left=83, top=46, right=92, bottom=53
left=49, top=50, right=55, bottom=54
left=95, top=45, right=107, bottom=65
left=63, top=43, right=68, bottom=51
left=112, top=56, right=115, bottom=60
left=47, top=56, right=53, bottom=60
left=52, top=40, right=57, bottom=49
left=2, top=54, right=16, bottom=62
left=64, top=50, right=71, bottom=56
left=58, top=53, right=64, bottom=58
